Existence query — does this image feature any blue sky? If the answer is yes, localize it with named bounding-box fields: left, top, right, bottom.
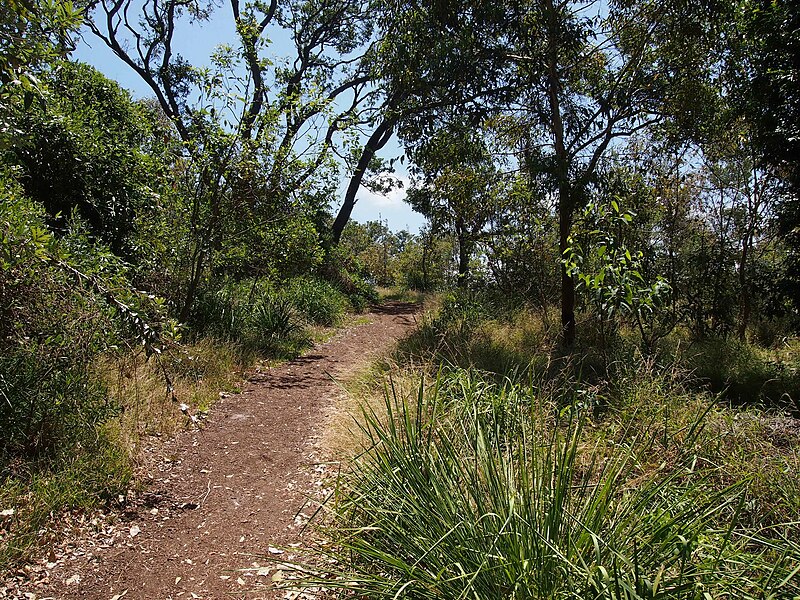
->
left=71, top=7, right=425, bottom=234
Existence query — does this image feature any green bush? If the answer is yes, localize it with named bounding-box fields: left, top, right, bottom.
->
left=321, top=246, right=379, bottom=312
left=285, top=276, right=349, bottom=326
left=687, top=337, right=800, bottom=412
left=0, top=348, right=114, bottom=460
left=0, top=189, right=119, bottom=459
left=190, top=279, right=313, bottom=358
left=0, top=179, right=146, bottom=568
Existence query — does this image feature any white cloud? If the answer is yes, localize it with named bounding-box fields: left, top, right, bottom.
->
left=347, top=174, right=426, bottom=232
left=357, top=175, right=410, bottom=209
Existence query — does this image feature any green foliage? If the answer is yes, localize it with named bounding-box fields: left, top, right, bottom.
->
left=564, top=198, right=672, bottom=348
left=0, top=0, right=83, bottom=139
left=285, top=276, right=349, bottom=326
left=189, top=274, right=362, bottom=357
left=687, top=337, right=800, bottom=413
left=405, top=118, right=507, bottom=284
left=190, top=280, right=310, bottom=357
left=403, top=291, right=800, bottom=414
left=321, top=245, right=380, bottom=311
left=300, top=369, right=798, bottom=599
left=339, top=220, right=408, bottom=288
left=485, top=176, right=561, bottom=305
left=242, top=295, right=310, bottom=357
left=734, top=0, right=800, bottom=287
left=430, top=289, right=490, bottom=339
left=0, top=176, right=148, bottom=568
left=0, top=170, right=180, bottom=567
left=1, top=0, right=798, bottom=583
left=8, top=61, right=164, bottom=258
left=397, top=228, right=456, bottom=292
left=0, top=184, right=116, bottom=459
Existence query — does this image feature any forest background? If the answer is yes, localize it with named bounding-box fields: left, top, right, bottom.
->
left=1, top=0, right=800, bottom=597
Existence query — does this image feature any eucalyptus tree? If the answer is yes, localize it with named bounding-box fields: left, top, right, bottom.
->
left=502, top=0, right=730, bottom=343
left=86, top=0, right=393, bottom=317
left=732, top=0, right=800, bottom=309
left=405, top=117, right=507, bottom=286
left=380, top=0, right=728, bottom=343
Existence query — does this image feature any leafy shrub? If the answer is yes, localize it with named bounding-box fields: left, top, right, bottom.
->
left=8, top=61, right=163, bottom=260
left=321, top=246, right=378, bottom=312
left=0, top=178, right=149, bottom=567
left=285, top=276, right=348, bottom=326
left=0, top=348, right=114, bottom=460
left=189, top=285, right=241, bottom=338
left=432, top=289, right=488, bottom=337
left=0, top=189, right=120, bottom=459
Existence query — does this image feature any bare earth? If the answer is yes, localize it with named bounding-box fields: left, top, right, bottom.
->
left=21, top=301, right=418, bottom=600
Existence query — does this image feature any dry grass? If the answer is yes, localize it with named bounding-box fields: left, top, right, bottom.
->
left=95, top=339, right=249, bottom=460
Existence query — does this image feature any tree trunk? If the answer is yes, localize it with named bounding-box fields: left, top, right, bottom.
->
left=737, top=232, right=752, bottom=340
left=544, top=0, right=575, bottom=345
left=737, top=268, right=751, bottom=341
left=331, top=118, right=396, bottom=244
left=457, top=224, right=470, bottom=288
left=179, top=248, right=205, bottom=324
left=559, top=192, right=576, bottom=345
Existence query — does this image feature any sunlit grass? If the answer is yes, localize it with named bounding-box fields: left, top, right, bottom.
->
left=284, top=292, right=799, bottom=599
left=290, top=367, right=799, bottom=599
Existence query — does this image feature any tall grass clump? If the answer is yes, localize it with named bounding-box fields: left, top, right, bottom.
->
left=285, top=276, right=349, bottom=326
left=296, top=369, right=799, bottom=599
left=190, top=280, right=311, bottom=358
left=685, top=337, right=800, bottom=413
left=189, top=274, right=370, bottom=357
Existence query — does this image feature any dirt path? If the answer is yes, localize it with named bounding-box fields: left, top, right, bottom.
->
left=29, top=302, right=418, bottom=600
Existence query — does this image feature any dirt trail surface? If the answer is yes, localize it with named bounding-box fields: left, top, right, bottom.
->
left=22, top=302, right=418, bottom=600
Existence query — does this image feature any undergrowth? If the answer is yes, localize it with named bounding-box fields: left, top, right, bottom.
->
left=189, top=276, right=356, bottom=357
left=0, top=337, right=247, bottom=570
left=284, top=292, right=800, bottom=599
left=291, top=366, right=799, bottom=599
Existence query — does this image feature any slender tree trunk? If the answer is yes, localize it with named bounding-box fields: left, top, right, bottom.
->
left=457, top=224, right=470, bottom=288
left=737, top=236, right=751, bottom=340
left=421, top=235, right=429, bottom=290
left=331, top=118, right=396, bottom=244
left=544, top=0, right=576, bottom=345
left=179, top=248, right=205, bottom=324
left=559, top=187, right=576, bottom=345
